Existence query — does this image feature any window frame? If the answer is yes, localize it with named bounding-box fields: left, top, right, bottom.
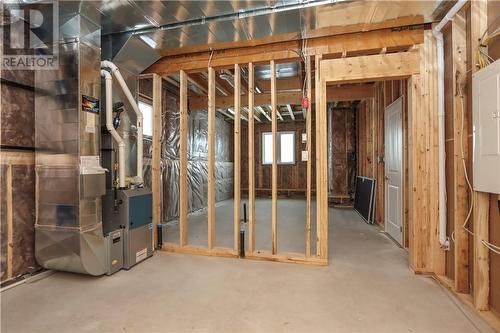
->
left=261, top=131, right=296, bottom=165
left=138, top=98, right=153, bottom=138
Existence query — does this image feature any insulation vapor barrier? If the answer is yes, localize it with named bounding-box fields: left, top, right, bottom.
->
left=144, top=91, right=233, bottom=222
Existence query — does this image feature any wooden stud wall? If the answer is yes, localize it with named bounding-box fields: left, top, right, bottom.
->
left=432, top=2, right=500, bottom=328
left=152, top=25, right=432, bottom=268
left=161, top=59, right=328, bottom=265
left=0, top=151, right=36, bottom=281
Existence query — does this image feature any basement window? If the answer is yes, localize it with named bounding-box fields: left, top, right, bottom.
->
left=138, top=100, right=153, bottom=137
left=262, top=131, right=295, bottom=165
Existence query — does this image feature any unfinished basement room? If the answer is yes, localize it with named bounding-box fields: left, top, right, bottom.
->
left=1, top=0, right=500, bottom=332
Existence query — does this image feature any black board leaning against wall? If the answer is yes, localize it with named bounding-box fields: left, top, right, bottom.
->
left=354, top=176, right=376, bottom=224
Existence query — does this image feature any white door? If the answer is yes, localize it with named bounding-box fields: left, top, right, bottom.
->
left=384, top=96, right=403, bottom=244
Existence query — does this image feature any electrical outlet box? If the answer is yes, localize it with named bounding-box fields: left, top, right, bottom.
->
left=473, top=59, right=500, bottom=194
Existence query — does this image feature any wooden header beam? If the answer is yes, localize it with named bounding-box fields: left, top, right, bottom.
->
left=320, top=51, right=420, bottom=83
left=145, top=29, right=423, bottom=75
left=188, top=84, right=375, bottom=110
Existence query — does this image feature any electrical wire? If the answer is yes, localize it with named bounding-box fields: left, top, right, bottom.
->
left=450, top=70, right=473, bottom=244
left=459, top=91, right=474, bottom=237
left=482, top=240, right=500, bottom=255
left=477, top=26, right=500, bottom=69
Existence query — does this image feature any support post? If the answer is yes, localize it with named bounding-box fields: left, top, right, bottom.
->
left=152, top=74, right=162, bottom=248
left=314, top=54, right=322, bottom=257
left=450, top=11, right=469, bottom=293
left=408, top=74, right=424, bottom=271
left=306, top=55, right=312, bottom=257
left=271, top=60, right=278, bottom=254
left=179, top=70, right=188, bottom=247
left=473, top=191, right=490, bottom=310
left=470, top=0, right=490, bottom=312
left=208, top=67, right=216, bottom=249
left=248, top=62, right=256, bottom=253
left=319, top=70, right=328, bottom=260
left=234, top=64, right=241, bottom=253
left=6, top=164, right=13, bottom=279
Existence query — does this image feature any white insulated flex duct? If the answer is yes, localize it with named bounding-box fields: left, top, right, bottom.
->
left=101, top=69, right=126, bottom=189
left=433, top=0, right=467, bottom=250
left=101, top=60, right=144, bottom=185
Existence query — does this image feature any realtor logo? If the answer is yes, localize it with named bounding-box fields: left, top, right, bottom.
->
left=1, top=1, right=58, bottom=70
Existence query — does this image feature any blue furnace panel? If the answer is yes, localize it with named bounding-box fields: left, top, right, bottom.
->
left=129, top=193, right=152, bottom=229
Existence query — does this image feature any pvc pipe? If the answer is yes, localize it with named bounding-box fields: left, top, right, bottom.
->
left=101, top=60, right=143, bottom=185
left=101, top=70, right=126, bottom=189
left=433, top=0, right=467, bottom=250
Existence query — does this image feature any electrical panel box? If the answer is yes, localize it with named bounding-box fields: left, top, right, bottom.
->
left=473, top=59, right=500, bottom=194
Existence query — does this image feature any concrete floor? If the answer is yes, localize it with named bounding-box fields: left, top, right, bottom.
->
left=1, top=204, right=495, bottom=333
left=164, top=198, right=317, bottom=253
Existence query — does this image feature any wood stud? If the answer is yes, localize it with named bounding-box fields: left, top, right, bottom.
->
left=470, top=0, right=490, bottom=312
left=315, top=55, right=322, bottom=257
left=6, top=164, right=13, bottom=279
left=179, top=70, right=188, bottom=247
left=271, top=60, right=278, bottom=254
left=152, top=74, right=162, bottom=248
left=234, top=64, right=241, bottom=252
left=306, top=55, right=312, bottom=258
left=450, top=11, right=469, bottom=294
left=248, top=63, right=256, bottom=253
left=208, top=67, right=216, bottom=249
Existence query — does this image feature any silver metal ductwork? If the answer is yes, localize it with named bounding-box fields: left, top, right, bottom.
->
left=34, top=4, right=108, bottom=275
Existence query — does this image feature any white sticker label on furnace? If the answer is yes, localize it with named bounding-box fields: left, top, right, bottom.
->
left=136, top=248, right=147, bottom=262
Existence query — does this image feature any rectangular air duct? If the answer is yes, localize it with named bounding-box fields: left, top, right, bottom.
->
left=34, top=4, right=109, bottom=275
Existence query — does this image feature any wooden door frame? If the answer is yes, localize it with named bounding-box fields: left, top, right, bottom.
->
left=319, top=33, right=443, bottom=273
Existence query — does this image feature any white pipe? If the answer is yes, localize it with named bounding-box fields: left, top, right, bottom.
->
left=433, top=0, right=467, bottom=250
left=101, top=70, right=126, bottom=189
left=101, top=60, right=144, bottom=185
